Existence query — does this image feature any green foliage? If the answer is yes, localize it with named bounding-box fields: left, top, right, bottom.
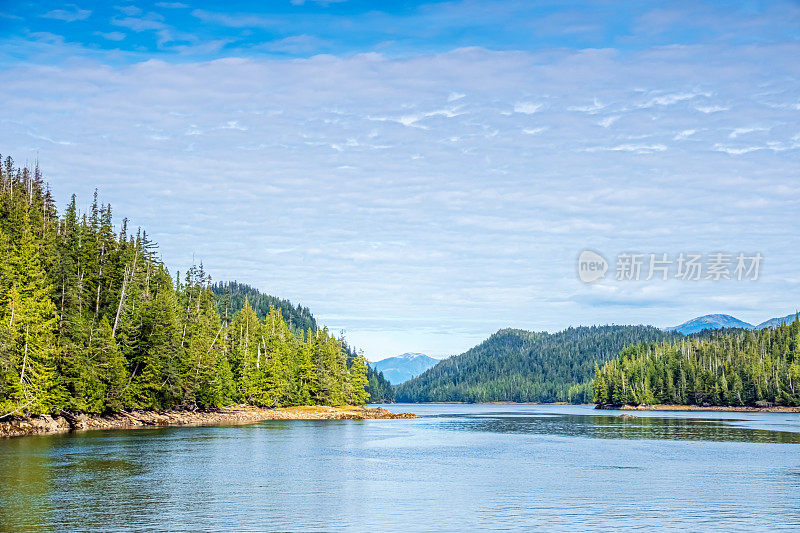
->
left=593, top=319, right=800, bottom=407
left=365, top=365, right=395, bottom=403
left=212, top=281, right=316, bottom=333
left=0, top=155, right=367, bottom=415
left=396, top=326, right=681, bottom=403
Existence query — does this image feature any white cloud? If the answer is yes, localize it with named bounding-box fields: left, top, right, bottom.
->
left=115, top=5, right=143, bottom=16
left=42, top=4, right=91, bottom=22
left=729, top=126, right=768, bottom=138
left=639, top=91, right=707, bottom=108
left=597, top=115, right=620, bottom=128
left=586, top=143, right=668, bottom=153
left=191, top=9, right=277, bottom=28
left=1, top=44, right=798, bottom=358
left=696, top=105, right=728, bottom=113
left=513, top=102, right=543, bottom=114
left=568, top=98, right=605, bottom=113
left=260, top=34, right=329, bottom=54
left=112, top=13, right=167, bottom=32
left=96, top=31, right=127, bottom=41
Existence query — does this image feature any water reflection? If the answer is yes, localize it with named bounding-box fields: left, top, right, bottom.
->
left=0, top=437, right=55, bottom=530
left=434, top=412, right=800, bottom=444
left=1, top=406, right=799, bottom=532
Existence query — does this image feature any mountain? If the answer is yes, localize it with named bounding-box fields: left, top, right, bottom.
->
left=756, top=313, right=799, bottom=330
left=595, top=320, right=800, bottom=407
left=395, top=326, right=681, bottom=404
left=370, top=353, right=440, bottom=385
left=666, top=314, right=754, bottom=335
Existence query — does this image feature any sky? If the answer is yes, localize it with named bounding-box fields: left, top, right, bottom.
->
left=0, top=1, right=798, bottom=361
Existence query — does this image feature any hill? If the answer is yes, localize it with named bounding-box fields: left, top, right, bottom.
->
left=212, top=281, right=394, bottom=403
left=212, top=281, right=316, bottom=333
left=395, top=326, right=680, bottom=403
left=757, top=313, right=799, bottom=330
left=666, top=314, right=754, bottom=334
left=0, top=155, right=370, bottom=415
left=594, top=318, right=800, bottom=407
left=370, top=353, right=440, bottom=385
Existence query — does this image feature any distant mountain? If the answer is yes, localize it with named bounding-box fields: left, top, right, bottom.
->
left=370, top=353, right=440, bottom=385
left=395, top=326, right=680, bottom=403
left=756, top=313, right=799, bottom=330
left=666, top=314, right=754, bottom=335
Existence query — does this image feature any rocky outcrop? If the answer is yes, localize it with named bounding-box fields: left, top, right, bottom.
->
left=0, top=405, right=418, bottom=438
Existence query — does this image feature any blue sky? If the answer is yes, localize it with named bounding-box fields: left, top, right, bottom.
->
left=1, top=1, right=799, bottom=360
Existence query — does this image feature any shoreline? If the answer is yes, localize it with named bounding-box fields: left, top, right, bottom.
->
left=596, top=403, right=800, bottom=413
left=390, top=401, right=800, bottom=413
left=0, top=405, right=418, bottom=438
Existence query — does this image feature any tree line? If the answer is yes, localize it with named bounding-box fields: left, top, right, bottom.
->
left=0, top=155, right=372, bottom=416
left=211, top=281, right=395, bottom=403
left=396, top=326, right=680, bottom=403
left=593, top=319, right=800, bottom=407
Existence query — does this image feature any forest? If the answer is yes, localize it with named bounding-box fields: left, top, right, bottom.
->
left=0, top=155, right=379, bottom=416
left=395, top=325, right=681, bottom=403
left=593, top=319, right=800, bottom=407
left=211, top=281, right=394, bottom=403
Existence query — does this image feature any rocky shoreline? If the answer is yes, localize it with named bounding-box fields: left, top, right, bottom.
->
left=595, top=403, right=800, bottom=413
left=0, top=405, right=418, bottom=438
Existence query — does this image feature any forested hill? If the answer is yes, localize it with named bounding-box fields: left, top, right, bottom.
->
left=593, top=319, right=800, bottom=407
left=211, top=281, right=394, bottom=403
left=213, top=281, right=316, bottom=333
left=0, top=155, right=373, bottom=416
left=395, top=326, right=681, bottom=403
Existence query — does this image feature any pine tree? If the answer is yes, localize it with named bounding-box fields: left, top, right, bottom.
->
left=347, top=353, right=370, bottom=405
left=2, top=212, right=58, bottom=413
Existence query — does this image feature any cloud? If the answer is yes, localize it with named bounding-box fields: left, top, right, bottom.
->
left=115, top=5, right=143, bottom=16
left=0, top=40, right=798, bottom=358
left=290, top=0, right=348, bottom=5
left=513, top=102, right=543, bottom=114
left=259, top=34, right=330, bottom=54
left=638, top=90, right=708, bottom=108
left=597, top=115, right=619, bottom=128
left=42, top=4, right=91, bottom=22
left=585, top=143, right=668, bottom=154
left=112, top=13, right=168, bottom=32
left=729, top=127, right=768, bottom=138
left=191, top=9, right=277, bottom=29
left=696, top=105, right=728, bottom=114
left=96, top=31, right=127, bottom=41
left=155, top=2, right=189, bottom=7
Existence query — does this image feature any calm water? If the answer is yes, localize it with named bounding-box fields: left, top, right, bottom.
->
left=1, top=404, right=799, bottom=532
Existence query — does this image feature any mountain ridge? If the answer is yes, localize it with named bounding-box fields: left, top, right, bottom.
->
left=395, top=325, right=679, bottom=403
left=667, top=312, right=799, bottom=334
left=370, top=353, right=440, bottom=385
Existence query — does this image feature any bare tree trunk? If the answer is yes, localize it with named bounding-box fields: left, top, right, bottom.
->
left=112, top=249, right=138, bottom=337
left=20, top=325, right=29, bottom=384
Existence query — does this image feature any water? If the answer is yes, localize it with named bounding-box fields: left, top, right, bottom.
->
left=1, top=404, right=799, bottom=532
